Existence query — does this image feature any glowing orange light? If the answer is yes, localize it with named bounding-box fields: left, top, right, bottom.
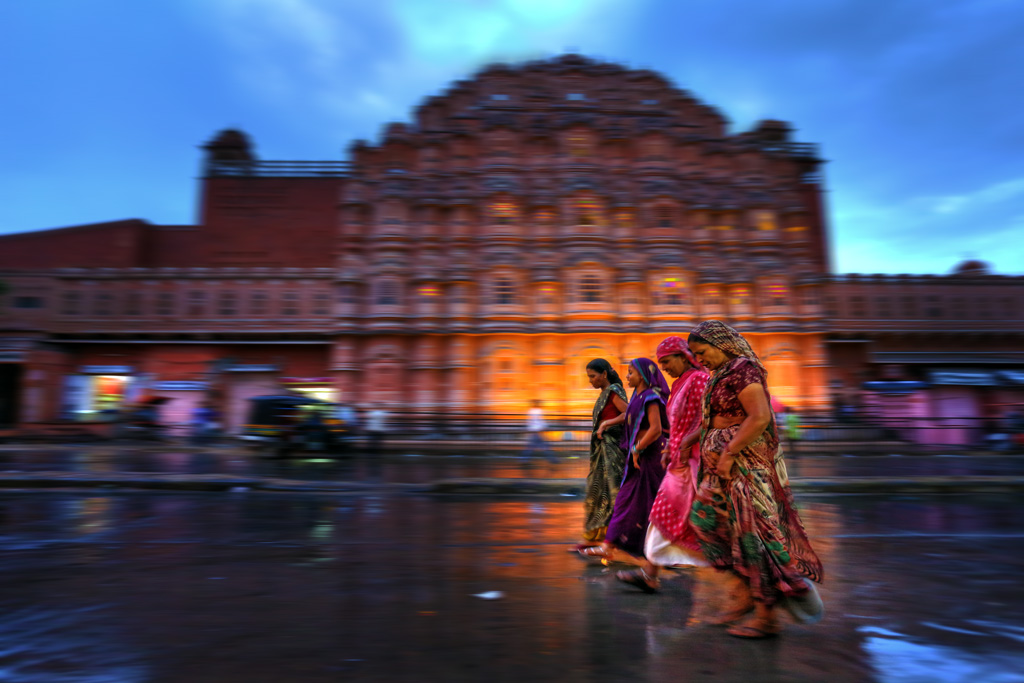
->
left=419, top=285, right=440, bottom=297
left=491, top=201, right=517, bottom=218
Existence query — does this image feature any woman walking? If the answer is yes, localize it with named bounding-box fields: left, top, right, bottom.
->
left=616, top=337, right=709, bottom=591
left=579, top=359, right=628, bottom=548
left=684, top=320, right=823, bottom=638
left=581, top=358, right=669, bottom=562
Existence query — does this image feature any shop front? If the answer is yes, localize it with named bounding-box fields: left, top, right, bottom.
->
left=61, top=365, right=139, bottom=421
left=280, top=377, right=337, bottom=403
left=222, top=365, right=281, bottom=434
left=149, top=381, right=211, bottom=438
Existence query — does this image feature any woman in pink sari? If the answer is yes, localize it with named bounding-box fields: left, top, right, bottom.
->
left=617, top=336, right=709, bottom=591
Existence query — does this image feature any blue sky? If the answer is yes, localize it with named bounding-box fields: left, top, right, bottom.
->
left=2, top=0, right=1022, bottom=275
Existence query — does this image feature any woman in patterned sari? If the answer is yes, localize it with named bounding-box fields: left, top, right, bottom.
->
left=581, top=358, right=669, bottom=563
left=578, top=358, right=628, bottom=548
left=684, top=320, right=824, bottom=638
left=616, top=336, right=710, bottom=591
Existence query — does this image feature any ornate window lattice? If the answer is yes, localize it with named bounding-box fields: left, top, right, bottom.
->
left=494, top=277, right=516, bottom=306
left=490, top=200, right=518, bottom=225
left=580, top=275, right=602, bottom=303
left=755, top=210, right=777, bottom=231
left=575, top=195, right=602, bottom=226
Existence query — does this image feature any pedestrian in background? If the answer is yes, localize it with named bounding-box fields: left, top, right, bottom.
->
left=522, top=400, right=554, bottom=463
left=579, top=358, right=628, bottom=549
left=779, top=405, right=803, bottom=457
left=366, top=405, right=387, bottom=457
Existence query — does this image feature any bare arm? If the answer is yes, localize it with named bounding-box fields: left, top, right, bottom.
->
left=632, top=402, right=662, bottom=466
left=665, top=426, right=702, bottom=468
left=596, top=411, right=625, bottom=437
left=716, top=383, right=772, bottom=478
left=596, top=394, right=628, bottom=437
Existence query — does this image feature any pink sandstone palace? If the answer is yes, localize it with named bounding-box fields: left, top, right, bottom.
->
left=1, top=55, right=1021, bottom=441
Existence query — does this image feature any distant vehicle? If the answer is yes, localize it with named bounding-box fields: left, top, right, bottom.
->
left=241, top=395, right=350, bottom=457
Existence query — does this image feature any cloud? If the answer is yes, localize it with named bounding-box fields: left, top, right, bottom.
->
left=926, top=177, right=1024, bottom=215
left=200, top=0, right=645, bottom=139
left=832, top=175, right=1024, bottom=274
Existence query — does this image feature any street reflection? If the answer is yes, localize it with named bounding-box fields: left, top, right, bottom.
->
left=0, top=492, right=1019, bottom=681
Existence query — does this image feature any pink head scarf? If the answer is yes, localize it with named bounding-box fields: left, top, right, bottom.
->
left=656, top=335, right=700, bottom=369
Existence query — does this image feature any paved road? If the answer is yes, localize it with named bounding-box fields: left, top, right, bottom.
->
left=0, top=489, right=1021, bottom=682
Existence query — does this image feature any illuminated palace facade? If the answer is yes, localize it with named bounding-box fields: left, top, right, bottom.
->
left=4, top=55, right=1019, bottom=435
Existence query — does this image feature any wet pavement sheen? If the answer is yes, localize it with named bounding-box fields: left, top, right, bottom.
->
left=3, top=445, right=1024, bottom=484
left=0, top=489, right=1022, bottom=682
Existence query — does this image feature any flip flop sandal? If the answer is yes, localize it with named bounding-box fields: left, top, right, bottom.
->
left=578, top=546, right=608, bottom=558
left=727, top=622, right=780, bottom=639
left=569, top=544, right=600, bottom=554
left=616, top=569, right=660, bottom=593
left=781, top=579, right=825, bottom=625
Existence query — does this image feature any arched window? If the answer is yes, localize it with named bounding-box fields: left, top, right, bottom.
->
left=656, top=206, right=673, bottom=228
left=616, top=209, right=634, bottom=231
left=655, top=275, right=687, bottom=307
left=490, top=199, right=518, bottom=226
left=768, top=281, right=787, bottom=309
left=537, top=285, right=556, bottom=309
left=754, top=210, right=777, bottom=231
left=705, top=286, right=721, bottom=308
left=281, top=291, right=299, bottom=316
left=730, top=285, right=751, bottom=315
left=218, top=291, right=237, bottom=316
left=376, top=280, right=400, bottom=306
left=575, top=195, right=601, bottom=226
left=156, top=292, right=174, bottom=316
left=124, top=291, right=142, bottom=316
left=580, top=275, right=602, bottom=303
left=568, top=132, right=592, bottom=158
left=493, top=276, right=516, bottom=306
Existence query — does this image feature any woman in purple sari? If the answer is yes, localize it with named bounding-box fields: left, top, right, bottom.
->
left=581, top=358, right=669, bottom=562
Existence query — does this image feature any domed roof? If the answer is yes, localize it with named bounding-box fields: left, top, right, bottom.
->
left=952, top=259, right=991, bottom=276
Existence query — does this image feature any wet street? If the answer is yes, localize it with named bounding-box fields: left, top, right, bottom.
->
left=0, top=485, right=1022, bottom=682
left=3, top=443, right=1024, bottom=483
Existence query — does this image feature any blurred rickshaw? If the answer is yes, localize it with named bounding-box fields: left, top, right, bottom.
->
left=241, top=395, right=349, bottom=457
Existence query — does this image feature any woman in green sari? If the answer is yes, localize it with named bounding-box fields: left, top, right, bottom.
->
left=579, top=358, right=628, bottom=547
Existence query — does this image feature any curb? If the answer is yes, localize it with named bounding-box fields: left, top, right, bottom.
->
left=424, top=476, right=1024, bottom=495
left=0, top=473, right=1022, bottom=495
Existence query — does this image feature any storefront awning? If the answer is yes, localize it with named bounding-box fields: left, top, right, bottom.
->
left=928, top=370, right=999, bottom=386
left=862, top=381, right=928, bottom=394
left=997, top=370, right=1024, bottom=386
left=873, top=352, right=1024, bottom=365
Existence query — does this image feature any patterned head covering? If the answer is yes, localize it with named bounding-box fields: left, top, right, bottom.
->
left=689, top=320, right=766, bottom=372
left=628, top=357, right=671, bottom=400
left=656, top=335, right=700, bottom=368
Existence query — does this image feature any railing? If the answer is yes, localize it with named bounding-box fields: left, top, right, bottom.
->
left=205, top=160, right=351, bottom=177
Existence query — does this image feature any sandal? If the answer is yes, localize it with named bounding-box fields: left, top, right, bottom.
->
left=569, top=543, right=600, bottom=554
left=578, top=546, right=608, bottom=559
left=727, top=614, right=781, bottom=639
left=727, top=622, right=780, bottom=639
left=616, top=569, right=660, bottom=593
